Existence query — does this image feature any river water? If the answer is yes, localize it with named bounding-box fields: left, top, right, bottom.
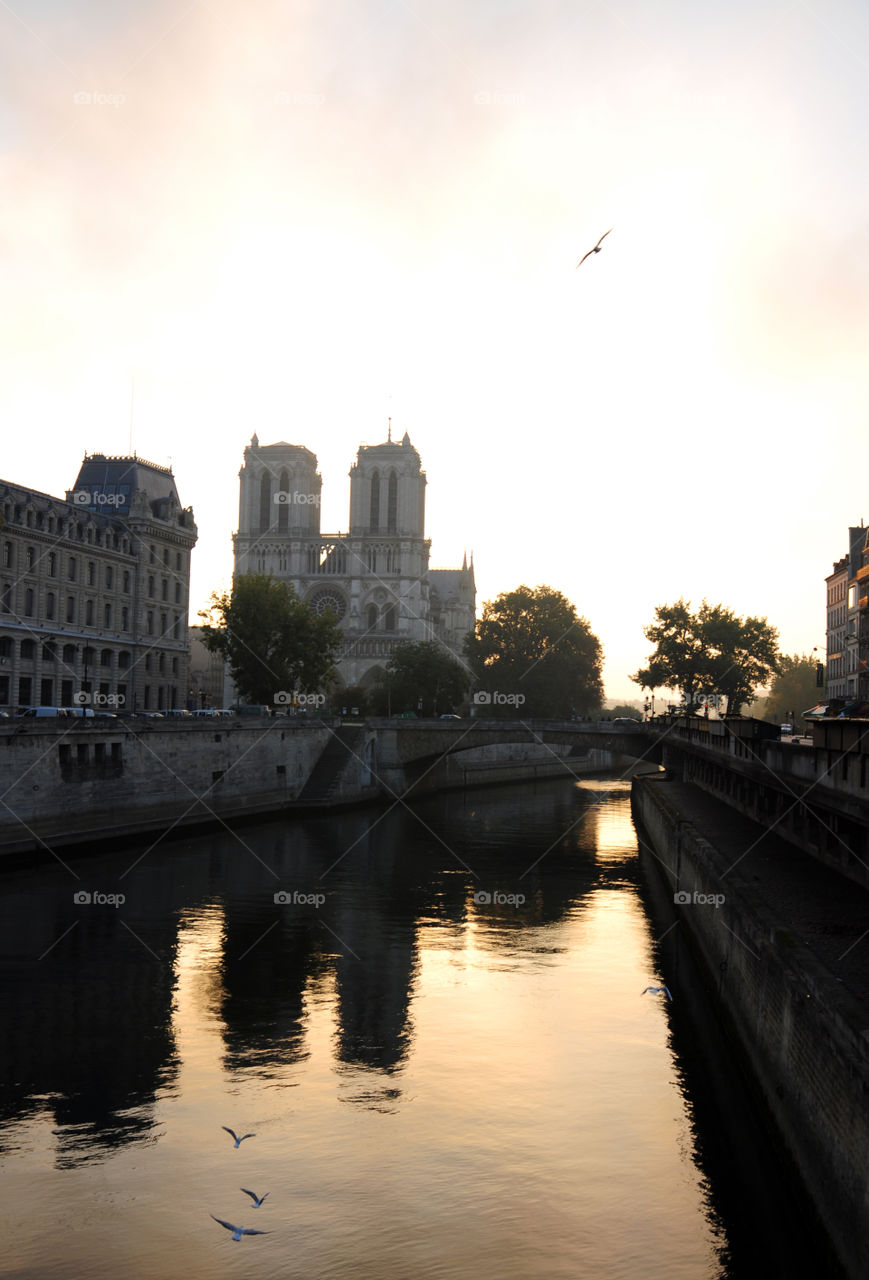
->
left=0, top=774, right=839, bottom=1278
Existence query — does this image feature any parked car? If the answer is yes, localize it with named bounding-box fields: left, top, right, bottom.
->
left=63, top=706, right=95, bottom=718
left=16, top=706, right=72, bottom=718
left=779, top=724, right=793, bottom=735
left=163, top=708, right=193, bottom=718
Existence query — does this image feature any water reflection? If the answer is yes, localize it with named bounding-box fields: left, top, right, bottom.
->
left=0, top=774, right=837, bottom=1278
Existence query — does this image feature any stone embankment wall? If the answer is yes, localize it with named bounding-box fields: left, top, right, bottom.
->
left=631, top=774, right=869, bottom=1280
left=0, top=719, right=377, bottom=854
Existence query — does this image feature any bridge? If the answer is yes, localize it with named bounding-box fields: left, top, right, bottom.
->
left=365, top=717, right=661, bottom=797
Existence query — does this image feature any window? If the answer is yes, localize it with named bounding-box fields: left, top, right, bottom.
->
left=162, top=579, right=168, bottom=601
left=173, top=615, right=180, bottom=639
left=176, top=552, right=182, bottom=570
left=2, top=542, right=11, bottom=568
left=387, top=471, right=398, bottom=532
left=26, top=547, right=35, bottom=569
left=62, top=643, right=77, bottom=664
left=104, top=603, right=112, bottom=627
left=370, top=470, right=380, bottom=529
left=145, top=654, right=152, bottom=672
left=0, top=637, right=11, bottom=659
left=24, top=588, right=34, bottom=616
left=123, top=570, right=131, bottom=593
left=158, top=653, right=165, bottom=674
left=1, top=584, right=11, bottom=613
left=147, top=611, right=154, bottom=635
left=148, top=575, right=155, bottom=596
left=66, top=596, right=75, bottom=623
left=163, top=548, right=169, bottom=566
left=150, top=545, right=156, bottom=564
left=85, top=600, right=94, bottom=626
left=175, top=582, right=181, bottom=603
left=384, top=605, right=396, bottom=631
left=106, top=566, right=113, bottom=589
left=100, top=649, right=112, bottom=667
left=172, top=656, right=178, bottom=675
left=21, top=639, right=35, bottom=660
left=366, top=604, right=378, bottom=631
left=46, top=592, right=56, bottom=620
left=118, top=651, right=130, bottom=669
left=68, top=556, right=77, bottom=581
left=42, top=643, right=56, bottom=663
left=121, top=606, right=129, bottom=631
left=87, top=561, right=95, bottom=586
left=48, top=552, right=56, bottom=576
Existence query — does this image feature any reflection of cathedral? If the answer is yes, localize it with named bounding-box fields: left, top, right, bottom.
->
left=233, top=429, right=476, bottom=687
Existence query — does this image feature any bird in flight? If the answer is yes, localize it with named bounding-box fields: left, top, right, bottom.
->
left=641, top=985, right=673, bottom=1002
left=222, top=1126, right=256, bottom=1148
left=211, top=1215, right=272, bottom=1242
left=241, top=1188, right=269, bottom=1208
left=576, top=228, right=612, bottom=267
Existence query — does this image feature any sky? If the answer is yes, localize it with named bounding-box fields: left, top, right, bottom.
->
left=1, top=0, right=868, bottom=700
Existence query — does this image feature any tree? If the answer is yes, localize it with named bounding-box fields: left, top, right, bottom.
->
left=632, top=599, right=779, bottom=715
left=370, top=641, right=469, bottom=716
left=198, top=573, right=342, bottom=706
left=465, top=584, right=603, bottom=717
left=753, top=653, right=820, bottom=724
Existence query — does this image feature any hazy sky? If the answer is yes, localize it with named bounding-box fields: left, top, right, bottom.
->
left=2, top=0, right=868, bottom=699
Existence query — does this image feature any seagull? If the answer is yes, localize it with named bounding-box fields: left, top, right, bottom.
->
left=641, top=985, right=673, bottom=1002
left=576, top=228, right=612, bottom=267
left=222, top=1126, right=256, bottom=1148
left=241, top=1188, right=269, bottom=1208
left=211, top=1215, right=271, bottom=1242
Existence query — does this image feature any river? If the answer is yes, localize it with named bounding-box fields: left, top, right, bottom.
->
left=0, top=773, right=839, bottom=1278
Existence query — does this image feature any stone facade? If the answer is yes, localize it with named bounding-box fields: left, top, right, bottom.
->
left=232, top=430, right=475, bottom=688
left=0, top=455, right=197, bottom=713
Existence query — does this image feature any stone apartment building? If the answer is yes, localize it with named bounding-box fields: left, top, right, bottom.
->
left=0, top=454, right=197, bottom=713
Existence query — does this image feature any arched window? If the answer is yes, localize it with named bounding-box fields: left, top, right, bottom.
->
left=278, top=469, right=289, bottom=533
left=366, top=604, right=378, bottom=631
left=259, top=470, right=272, bottom=532
left=370, top=470, right=380, bottom=530
left=387, top=471, right=398, bottom=532
left=21, top=639, right=35, bottom=660
left=63, top=644, right=77, bottom=664
left=384, top=605, right=396, bottom=631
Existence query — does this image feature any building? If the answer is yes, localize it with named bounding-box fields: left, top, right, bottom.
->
left=825, top=524, right=868, bottom=703
left=0, top=455, right=197, bottom=713
left=232, top=429, right=475, bottom=689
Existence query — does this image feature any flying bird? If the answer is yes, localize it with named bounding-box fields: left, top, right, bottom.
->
left=222, top=1126, right=256, bottom=1148
left=576, top=228, right=613, bottom=267
left=211, top=1215, right=271, bottom=1242
left=641, top=985, right=673, bottom=1002
left=241, top=1188, right=269, bottom=1208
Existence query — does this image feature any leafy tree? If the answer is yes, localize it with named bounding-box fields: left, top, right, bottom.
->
left=465, top=584, right=603, bottom=717
left=753, top=653, right=820, bottom=724
left=198, top=573, right=342, bottom=706
left=370, top=641, right=469, bottom=716
left=607, top=703, right=644, bottom=719
left=632, top=599, right=779, bottom=715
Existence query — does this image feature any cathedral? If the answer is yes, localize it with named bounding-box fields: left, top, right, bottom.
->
left=232, top=429, right=476, bottom=690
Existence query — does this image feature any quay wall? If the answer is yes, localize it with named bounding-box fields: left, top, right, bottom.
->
left=631, top=774, right=869, bottom=1279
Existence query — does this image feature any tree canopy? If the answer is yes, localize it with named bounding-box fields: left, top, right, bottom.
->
left=369, top=640, right=469, bottom=716
left=465, top=584, right=603, bottom=717
left=632, top=598, right=779, bottom=715
left=198, top=573, right=342, bottom=705
left=750, top=653, right=821, bottom=724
